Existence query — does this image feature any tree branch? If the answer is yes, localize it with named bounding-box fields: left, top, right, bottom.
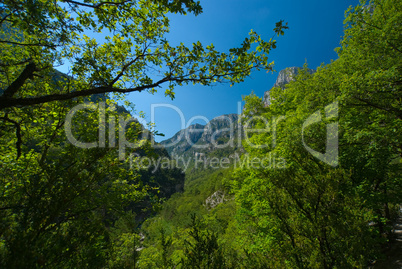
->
left=1, top=62, right=38, bottom=98
left=351, top=96, right=402, bottom=119
left=0, top=58, right=32, bottom=68
left=0, top=66, right=252, bottom=110
left=0, top=12, right=13, bottom=25
left=62, top=0, right=131, bottom=9
left=0, top=205, right=25, bottom=211
left=109, top=52, right=148, bottom=86
left=0, top=40, right=57, bottom=48
left=0, top=76, right=169, bottom=110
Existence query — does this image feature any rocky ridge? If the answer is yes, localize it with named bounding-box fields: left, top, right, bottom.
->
left=263, top=67, right=315, bottom=106
left=160, top=113, right=242, bottom=159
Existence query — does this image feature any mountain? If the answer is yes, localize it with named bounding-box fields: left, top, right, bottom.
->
left=263, top=66, right=315, bottom=106
left=159, top=123, right=206, bottom=157
left=159, top=113, right=243, bottom=171
left=160, top=113, right=242, bottom=157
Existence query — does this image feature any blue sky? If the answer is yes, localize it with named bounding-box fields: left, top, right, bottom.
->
left=128, top=0, right=360, bottom=141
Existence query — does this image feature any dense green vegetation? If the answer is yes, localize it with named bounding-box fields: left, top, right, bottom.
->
left=0, top=0, right=401, bottom=268
left=0, top=0, right=284, bottom=268
left=139, top=0, right=402, bottom=268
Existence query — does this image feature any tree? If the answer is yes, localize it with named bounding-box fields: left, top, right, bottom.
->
left=0, top=1, right=288, bottom=267
left=337, top=0, right=402, bottom=231
left=0, top=98, right=150, bottom=268
left=234, top=0, right=401, bottom=267
left=180, top=214, right=226, bottom=269
left=0, top=0, right=287, bottom=110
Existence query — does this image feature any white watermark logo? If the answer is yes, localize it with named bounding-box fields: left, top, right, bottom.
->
left=302, top=101, right=338, bottom=167
left=128, top=152, right=287, bottom=172
left=64, top=100, right=339, bottom=169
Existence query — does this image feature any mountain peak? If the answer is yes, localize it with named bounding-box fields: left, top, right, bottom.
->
left=160, top=113, right=241, bottom=158
left=264, top=67, right=315, bottom=106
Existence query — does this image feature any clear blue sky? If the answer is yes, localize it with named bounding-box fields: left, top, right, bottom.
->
left=127, top=0, right=360, bottom=142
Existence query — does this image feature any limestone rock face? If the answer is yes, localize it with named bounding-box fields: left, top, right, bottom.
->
left=160, top=114, right=242, bottom=158
left=199, top=114, right=239, bottom=147
left=274, top=67, right=303, bottom=88
left=160, top=123, right=205, bottom=157
left=204, top=190, right=226, bottom=210
left=263, top=90, right=272, bottom=107
left=263, top=67, right=315, bottom=107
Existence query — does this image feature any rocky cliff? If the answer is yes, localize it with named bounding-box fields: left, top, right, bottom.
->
left=263, top=67, right=315, bottom=106
left=160, top=113, right=243, bottom=169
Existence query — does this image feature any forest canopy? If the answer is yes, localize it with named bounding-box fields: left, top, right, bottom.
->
left=0, top=0, right=287, bottom=110
left=0, top=0, right=401, bottom=268
left=0, top=0, right=286, bottom=267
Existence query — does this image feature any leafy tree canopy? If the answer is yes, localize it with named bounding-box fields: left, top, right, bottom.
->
left=234, top=0, right=402, bottom=267
left=0, top=0, right=287, bottom=110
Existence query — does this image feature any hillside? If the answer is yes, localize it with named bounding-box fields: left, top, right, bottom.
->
left=160, top=113, right=244, bottom=172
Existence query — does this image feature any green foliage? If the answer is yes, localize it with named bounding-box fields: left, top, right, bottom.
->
left=124, top=1, right=402, bottom=268
left=1, top=0, right=400, bottom=268
left=138, top=165, right=241, bottom=268
left=159, top=228, right=173, bottom=268
left=0, top=97, right=149, bottom=268
left=180, top=214, right=225, bottom=269
left=233, top=0, right=402, bottom=268
left=0, top=0, right=284, bottom=110
left=0, top=0, right=287, bottom=267
left=108, top=211, right=141, bottom=268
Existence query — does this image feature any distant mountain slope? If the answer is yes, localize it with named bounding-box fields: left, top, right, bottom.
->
left=160, top=113, right=242, bottom=160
